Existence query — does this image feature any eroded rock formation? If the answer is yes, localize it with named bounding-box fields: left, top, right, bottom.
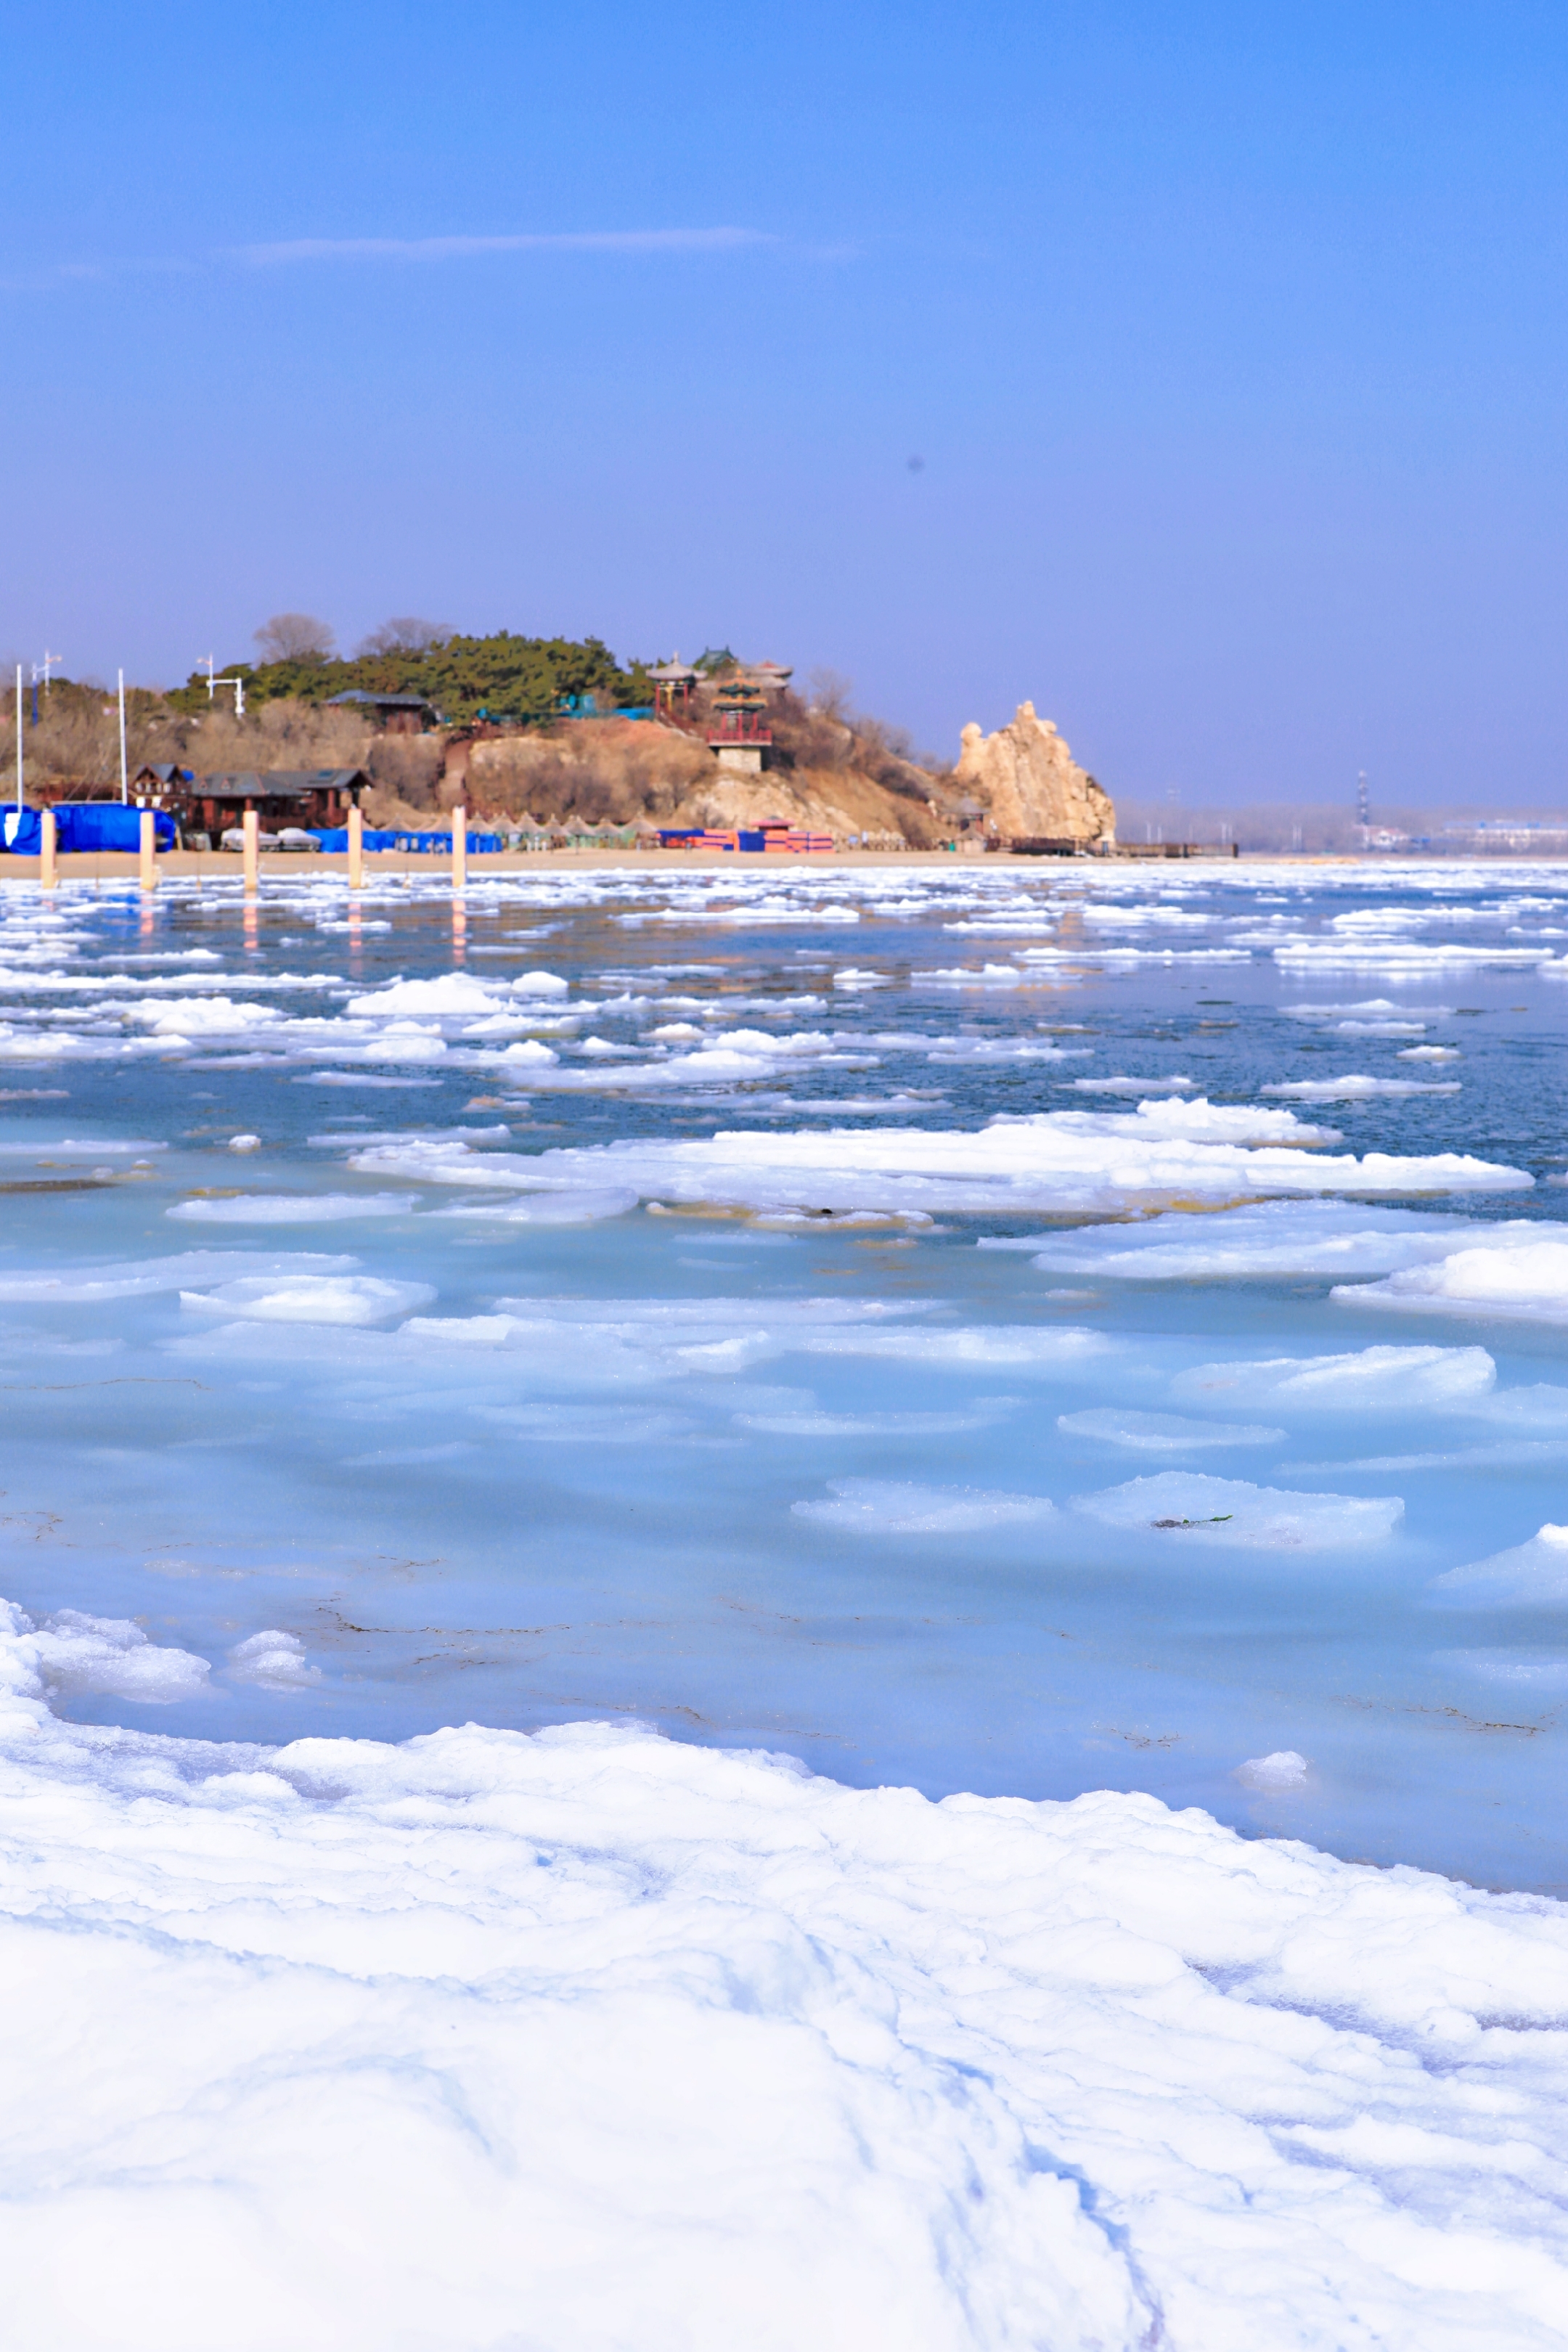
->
left=954, top=703, right=1115, bottom=844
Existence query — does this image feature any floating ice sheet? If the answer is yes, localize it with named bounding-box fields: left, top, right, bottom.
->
left=1430, top=1523, right=1568, bottom=1604
left=1057, top=1408, right=1286, bottom=1451
left=347, top=1114, right=1526, bottom=1220
left=989, top=1200, right=1489, bottom=1281
left=792, top=1478, right=1055, bottom=1532
left=1172, top=1344, right=1496, bottom=1410
left=180, top=1274, right=435, bottom=1326
left=0, top=1249, right=359, bottom=1302
left=168, top=1193, right=420, bottom=1224
left=1074, top=1471, right=1404, bottom=1549
left=1336, top=1236, right=1568, bottom=1323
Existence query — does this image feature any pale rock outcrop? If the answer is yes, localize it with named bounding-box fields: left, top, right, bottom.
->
left=954, top=703, right=1115, bottom=845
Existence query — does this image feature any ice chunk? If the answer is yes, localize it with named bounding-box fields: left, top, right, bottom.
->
left=349, top=1117, right=1526, bottom=1222
left=1074, top=1471, right=1403, bottom=1549
left=0, top=1250, right=359, bottom=1302
left=19, top=1608, right=211, bottom=1702
left=1261, top=1074, right=1461, bottom=1100
left=438, top=1188, right=640, bottom=1225
left=226, top=1630, right=321, bottom=1689
left=1057, top=1408, right=1285, bottom=1451
left=179, top=1275, right=435, bottom=1326
left=168, top=1193, right=418, bottom=1224
left=1431, top=1524, right=1568, bottom=1604
left=1007, top=1200, right=1482, bottom=1281
left=793, top=1478, right=1055, bottom=1532
left=1338, top=1237, right=1568, bottom=1323
left=1068, top=1074, right=1196, bottom=1095
left=1172, top=1344, right=1495, bottom=1410
left=1235, top=1749, right=1310, bottom=1789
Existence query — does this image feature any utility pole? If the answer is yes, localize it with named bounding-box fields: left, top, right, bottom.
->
left=118, top=670, right=129, bottom=804
left=1356, top=771, right=1370, bottom=830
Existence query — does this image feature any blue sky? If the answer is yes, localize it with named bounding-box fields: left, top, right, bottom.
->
left=4, top=1, right=1567, bottom=806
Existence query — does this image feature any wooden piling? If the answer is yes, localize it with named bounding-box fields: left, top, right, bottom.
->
left=452, top=805, right=467, bottom=894
left=242, top=808, right=259, bottom=897
left=40, top=809, right=57, bottom=891
left=348, top=802, right=364, bottom=890
left=139, top=809, right=157, bottom=891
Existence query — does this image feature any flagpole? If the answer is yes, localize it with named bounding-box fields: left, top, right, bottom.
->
left=118, top=670, right=128, bottom=803
left=13, top=666, right=21, bottom=811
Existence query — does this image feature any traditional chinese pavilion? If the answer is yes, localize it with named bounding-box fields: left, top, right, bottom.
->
left=707, top=677, right=772, bottom=773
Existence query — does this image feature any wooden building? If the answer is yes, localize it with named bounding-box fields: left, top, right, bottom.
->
left=174, top=769, right=369, bottom=838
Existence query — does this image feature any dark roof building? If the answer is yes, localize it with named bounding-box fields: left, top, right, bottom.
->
left=324, top=690, right=436, bottom=734
left=173, top=769, right=369, bottom=831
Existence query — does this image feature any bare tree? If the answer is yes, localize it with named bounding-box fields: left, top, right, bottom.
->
left=806, top=666, right=853, bottom=719
left=254, top=613, right=337, bottom=663
left=356, top=617, right=454, bottom=657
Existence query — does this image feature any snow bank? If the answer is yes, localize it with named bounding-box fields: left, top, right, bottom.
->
left=0, top=1638, right=1564, bottom=2349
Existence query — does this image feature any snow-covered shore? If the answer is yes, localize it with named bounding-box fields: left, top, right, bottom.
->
left=1, top=1603, right=1564, bottom=2351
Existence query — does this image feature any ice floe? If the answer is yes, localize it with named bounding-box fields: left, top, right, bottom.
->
left=1171, top=1344, right=1496, bottom=1410
left=346, top=1112, right=1526, bottom=1220
left=179, top=1274, right=435, bottom=1326
left=1074, top=1471, right=1404, bottom=1549
left=987, top=1201, right=1491, bottom=1281
left=1235, top=1749, right=1310, bottom=1789
left=225, top=1630, right=321, bottom=1689
left=1262, top=1074, right=1461, bottom=1100
left=1057, top=1408, right=1286, bottom=1451
left=1336, top=1236, right=1568, bottom=1323
left=792, top=1478, right=1055, bottom=1532
left=5, top=1602, right=211, bottom=1702
left=1430, top=1524, right=1568, bottom=1604
left=168, top=1193, right=419, bottom=1223
left=0, top=1250, right=360, bottom=1302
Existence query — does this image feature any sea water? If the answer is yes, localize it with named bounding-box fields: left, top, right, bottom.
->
left=1, top=857, right=1566, bottom=1888
left=4, top=857, right=1568, bottom=2349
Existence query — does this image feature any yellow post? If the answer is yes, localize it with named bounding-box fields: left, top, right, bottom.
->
left=242, top=807, right=259, bottom=897
left=40, top=808, right=57, bottom=890
left=138, top=809, right=157, bottom=891
left=348, top=801, right=364, bottom=890
left=452, top=804, right=467, bottom=893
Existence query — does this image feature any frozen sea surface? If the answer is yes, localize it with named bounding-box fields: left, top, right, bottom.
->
left=4, top=857, right=1568, bottom=2341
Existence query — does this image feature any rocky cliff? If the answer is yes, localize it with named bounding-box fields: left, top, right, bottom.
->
left=954, top=703, right=1115, bottom=844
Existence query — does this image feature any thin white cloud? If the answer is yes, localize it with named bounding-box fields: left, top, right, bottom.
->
left=234, top=227, right=771, bottom=266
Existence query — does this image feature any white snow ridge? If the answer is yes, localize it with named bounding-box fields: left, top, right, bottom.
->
left=0, top=1646, right=1565, bottom=2351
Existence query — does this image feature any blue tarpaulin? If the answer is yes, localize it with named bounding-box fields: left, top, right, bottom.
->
left=0, top=805, right=177, bottom=854
left=309, top=828, right=502, bottom=854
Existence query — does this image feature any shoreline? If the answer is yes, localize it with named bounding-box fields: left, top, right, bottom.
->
left=3, top=844, right=1567, bottom=880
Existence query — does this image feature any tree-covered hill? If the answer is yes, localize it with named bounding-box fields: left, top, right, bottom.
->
left=166, top=633, right=654, bottom=724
